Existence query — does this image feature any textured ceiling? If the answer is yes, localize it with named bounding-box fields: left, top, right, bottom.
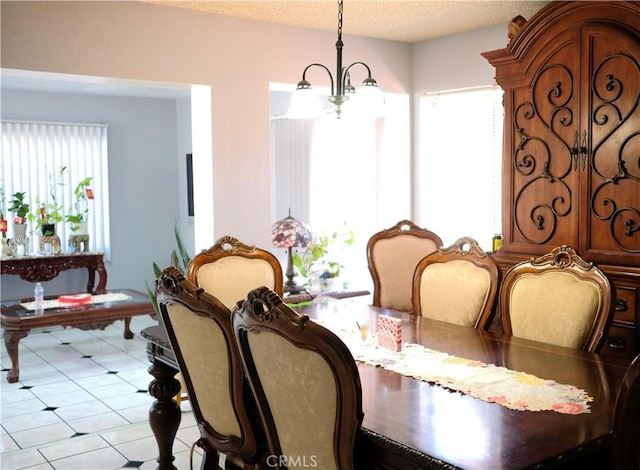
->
left=2, top=0, right=552, bottom=96
left=147, top=0, right=551, bottom=43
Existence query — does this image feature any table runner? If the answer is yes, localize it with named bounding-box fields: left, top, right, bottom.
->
left=318, top=319, right=592, bottom=415
left=20, top=292, right=133, bottom=311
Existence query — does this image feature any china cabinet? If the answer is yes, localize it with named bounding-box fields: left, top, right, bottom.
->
left=483, top=1, right=640, bottom=359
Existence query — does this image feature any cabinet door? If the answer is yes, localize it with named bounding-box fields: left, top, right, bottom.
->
left=581, top=25, right=640, bottom=266
left=506, top=28, right=582, bottom=256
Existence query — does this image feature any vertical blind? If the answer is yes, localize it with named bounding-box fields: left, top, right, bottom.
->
left=418, top=86, right=503, bottom=250
left=1, top=120, right=111, bottom=257
left=271, top=115, right=387, bottom=289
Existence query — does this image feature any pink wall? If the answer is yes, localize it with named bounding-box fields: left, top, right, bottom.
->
left=1, top=1, right=412, bottom=250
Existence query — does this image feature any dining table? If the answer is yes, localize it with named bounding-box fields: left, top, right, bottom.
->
left=142, top=295, right=628, bottom=470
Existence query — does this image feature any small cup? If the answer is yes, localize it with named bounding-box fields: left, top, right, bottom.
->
left=358, top=322, right=370, bottom=342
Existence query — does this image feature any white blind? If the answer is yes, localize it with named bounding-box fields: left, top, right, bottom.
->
left=271, top=115, right=387, bottom=289
left=418, top=87, right=503, bottom=250
left=1, top=120, right=111, bottom=257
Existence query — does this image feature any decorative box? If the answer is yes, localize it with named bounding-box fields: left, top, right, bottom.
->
left=377, top=315, right=403, bottom=352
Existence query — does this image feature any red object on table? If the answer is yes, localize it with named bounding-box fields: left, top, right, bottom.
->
left=58, top=293, right=92, bottom=305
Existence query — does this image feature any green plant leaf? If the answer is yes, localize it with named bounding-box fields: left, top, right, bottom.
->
left=152, top=262, right=162, bottom=278
left=145, top=221, right=193, bottom=317
left=144, top=280, right=161, bottom=318
left=173, top=221, right=191, bottom=269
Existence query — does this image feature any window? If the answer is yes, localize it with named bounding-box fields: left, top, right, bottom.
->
left=271, top=93, right=411, bottom=290
left=1, top=120, right=110, bottom=257
left=418, top=86, right=503, bottom=250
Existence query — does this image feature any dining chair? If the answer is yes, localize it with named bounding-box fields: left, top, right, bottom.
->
left=499, top=245, right=615, bottom=352
left=612, top=353, right=640, bottom=470
left=367, top=219, right=443, bottom=312
left=156, top=266, right=265, bottom=470
left=186, top=235, right=284, bottom=309
left=412, top=236, right=500, bottom=328
left=232, top=286, right=363, bottom=470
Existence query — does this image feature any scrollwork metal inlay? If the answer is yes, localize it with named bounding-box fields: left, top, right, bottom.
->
left=511, top=63, right=577, bottom=245
left=589, top=52, right=640, bottom=253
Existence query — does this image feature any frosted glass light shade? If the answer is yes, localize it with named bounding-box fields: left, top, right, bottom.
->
left=357, top=84, right=385, bottom=117
left=287, top=87, right=324, bottom=119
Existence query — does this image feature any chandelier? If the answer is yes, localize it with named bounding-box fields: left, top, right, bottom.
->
left=287, top=0, right=385, bottom=119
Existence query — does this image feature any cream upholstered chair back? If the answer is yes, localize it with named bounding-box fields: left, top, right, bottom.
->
left=367, top=220, right=443, bottom=312
left=412, top=237, right=500, bottom=328
left=186, top=235, right=283, bottom=309
left=155, top=266, right=264, bottom=467
left=499, top=245, right=614, bottom=352
left=232, top=287, right=363, bottom=470
left=613, top=353, right=640, bottom=470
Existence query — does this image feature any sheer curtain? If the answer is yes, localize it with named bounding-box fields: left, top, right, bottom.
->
left=418, top=87, right=503, bottom=250
left=1, top=120, right=110, bottom=257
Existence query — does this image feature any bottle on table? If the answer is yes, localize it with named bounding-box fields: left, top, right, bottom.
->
left=34, top=282, right=44, bottom=315
left=492, top=234, right=503, bottom=252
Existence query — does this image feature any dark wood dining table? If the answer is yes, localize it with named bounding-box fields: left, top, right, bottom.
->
left=142, top=296, right=628, bottom=470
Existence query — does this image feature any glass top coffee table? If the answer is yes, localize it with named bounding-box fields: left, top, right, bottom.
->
left=1, top=289, right=156, bottom=383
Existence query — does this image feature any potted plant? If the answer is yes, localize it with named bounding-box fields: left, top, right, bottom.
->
left=8, top=191, right=30, bottom=236
left=1, top=184, right=11, bottom=255
left=66, top=176, right=93, bottom=234
left=145, top=221, right=191, bottom=322
left=7, top=191, right=31, bottom=255
left=0, top=183, right=7, bottom=239
left=29, top=166, right=66, bottom=236
left=293, top=228, right=355, bottom=291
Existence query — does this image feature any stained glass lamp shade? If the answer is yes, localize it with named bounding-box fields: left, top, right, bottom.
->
left=272, top=211, right=313, bottom=294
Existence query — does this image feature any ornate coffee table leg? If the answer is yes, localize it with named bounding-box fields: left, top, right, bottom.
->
left=95, top=257, right=108, bottom=294
left=123, top=318, right=134, bottom=339
left=148, top=361, right=181, bottom=470
left=4, top=330, right=28, bottom=383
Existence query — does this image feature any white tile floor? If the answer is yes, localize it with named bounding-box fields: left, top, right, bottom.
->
left=1, top=315, right=205, bottom=469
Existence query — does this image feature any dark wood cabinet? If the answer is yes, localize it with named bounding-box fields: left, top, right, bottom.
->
left=483, top=1, right=640, bottom=360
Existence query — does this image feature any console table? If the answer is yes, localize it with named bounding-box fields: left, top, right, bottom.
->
left=1, top=252, right=108, bottom=293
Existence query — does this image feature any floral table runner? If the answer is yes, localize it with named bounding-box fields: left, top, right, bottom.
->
left=317, top=318, right=593, bottom=415
left=21, top=292, right=133, bottom=311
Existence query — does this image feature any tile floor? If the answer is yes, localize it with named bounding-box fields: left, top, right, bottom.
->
left=1, top=315, right=205, bottom=469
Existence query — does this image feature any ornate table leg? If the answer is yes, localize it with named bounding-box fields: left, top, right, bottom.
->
left=148, top=361, right=181, bottom=470
left=123, top=318, right=134, bottom=339
left=4, top=330, right=29, bottom=383
left=87, top=267, right=96, bottom=293
left=95, top=257, right=108, bottom=294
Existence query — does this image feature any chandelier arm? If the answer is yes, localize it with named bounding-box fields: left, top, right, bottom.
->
left=288, top=0, right=382, bottom=119
left=301, top=63, right=336, bottom=95
left=342, top=61, right=374, bottom=84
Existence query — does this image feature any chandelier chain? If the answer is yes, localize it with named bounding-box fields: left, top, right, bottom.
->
left=289, top=0, right=382, bottom=118
left=337, top=0, right=343, bottom=40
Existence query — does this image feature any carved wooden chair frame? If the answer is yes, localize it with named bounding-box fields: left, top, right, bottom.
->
left=232, top=286, right=363, bottom=470
left=156, top=266, right=264, bottom=468
left=499, top=245, right=614, bottom=352
left=412, top=236, right=500, bottom=329
left=186, top=234, right=284, bottom=300
left=366, top=219, right=443, bottom=310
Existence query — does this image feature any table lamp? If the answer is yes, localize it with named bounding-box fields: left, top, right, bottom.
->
left=272, top=210, right=312, bottom=294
